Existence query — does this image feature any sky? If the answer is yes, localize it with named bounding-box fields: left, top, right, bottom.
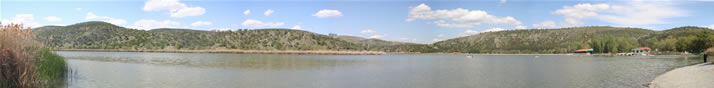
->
left=2, top=0, right=714, bottom=44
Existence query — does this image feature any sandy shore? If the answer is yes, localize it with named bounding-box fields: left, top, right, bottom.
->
left=649, top=62, right=714, bottom=88
left=54, top=49, right=387, bottom=55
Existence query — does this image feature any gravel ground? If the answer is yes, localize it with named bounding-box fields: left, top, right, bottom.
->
left=650, top=63, right=714, bottom=88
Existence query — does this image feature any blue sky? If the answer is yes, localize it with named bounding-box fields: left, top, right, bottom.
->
left=2, top=0, right=714, bottom=44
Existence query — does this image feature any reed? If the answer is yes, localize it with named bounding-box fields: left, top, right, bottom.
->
left=1, top=23, right=38, bottom=88
left=33, top=48, right=67, bottom=87
left=1, top=23, right=67, bottom=88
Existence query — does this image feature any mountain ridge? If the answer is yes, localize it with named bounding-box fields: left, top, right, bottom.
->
left=33, top=21, right=368, bottom=51
left=32, top=21, right=714, bottom=53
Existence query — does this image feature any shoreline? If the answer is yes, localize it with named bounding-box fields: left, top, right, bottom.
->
left=52, top=49, right=699, bottom=56
left=451, top=53, right=695, bottom=56
left=54, top=49, right=387, bottom=55
left=649, top=62, right=714, bottom=88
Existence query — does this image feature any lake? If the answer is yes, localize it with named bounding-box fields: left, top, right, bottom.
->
left=57, top=51, right=702, bottom=88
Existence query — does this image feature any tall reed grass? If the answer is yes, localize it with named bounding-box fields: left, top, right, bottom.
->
left=1, top=23, right=37, bottom=88
left=33, top=48, right=67, bottom=87
left=1, top=23, right=67, bottom=88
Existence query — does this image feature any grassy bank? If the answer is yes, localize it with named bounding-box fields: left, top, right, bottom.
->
left=34, top=48, right=67, bottom=87
left=1, top=23, right=68, bottom=87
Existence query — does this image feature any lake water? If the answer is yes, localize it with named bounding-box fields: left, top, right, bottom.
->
left=57, top=51, right=702, bottom=88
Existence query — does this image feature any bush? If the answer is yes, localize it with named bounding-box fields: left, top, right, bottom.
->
left=705, top=49, right=714, bottom=56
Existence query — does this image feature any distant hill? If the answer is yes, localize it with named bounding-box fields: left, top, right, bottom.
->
left=33, top=21, right=365, bottom=51
left=433, top=26, right=714, bottom=53
left=334, top=35, right=437, bottom=52
left=32, top=21, right=714, bottom=53
left=639, top=26, right=714, bottom=52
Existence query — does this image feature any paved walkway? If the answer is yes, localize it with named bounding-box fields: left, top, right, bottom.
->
left=650, top=63, right=714, bottom=88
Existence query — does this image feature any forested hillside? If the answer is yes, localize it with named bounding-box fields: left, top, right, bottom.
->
left=33, top=21, right=365, bottom=51
left=334, top=35, right=437, bottom=52
left=33, top=21, right=714, bottom=53
left=642, top=26, right=714, bottom=53
left=434, top=26, right=714, bottom=54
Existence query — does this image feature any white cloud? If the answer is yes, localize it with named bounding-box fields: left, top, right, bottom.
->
left=457, top=28, right=505, bottom=37
left=398, top=37, right=417, bottom=42
left=708, top=24, right=714, bottom=29
left=264, top=9, right=274, bottom=16
left=554, top=3, right=612, bottom=23
left=130, top=19, right=181, bottom=30
left=532, top=21, right=558, bottom=29
left=359, top=29, right=384, bottom=39
left=407, top=3, right=523, bottom=29
left=170, top=7, right=206, bottom=17
left=75, top=8, right=83, bottom=11
left=360, top=29, right=376, bottom=34
left=312, top=9, right=343, bottom=18
left=369, top=34, right=384, bottom=39
left=515, top=25, right=527, bottom=29
left=241, top=19, right=284, bottom=27
left=432, top=34, right=445, bottom=42
left=549, top=1, right=686, bottom=27
left=243, top=10, right=251, bottom=15
left=210, top=28, right=232, bottom=32
left=483, top=28, right=505, bottom=32
left=457, top=29, right=479, bottom=37
left=86, top=12, right=98, bottom=19
left=428, top=20, right=474, bottom=28
left=85, top=12, right=127, bottom=25
left=599, top=1, right=686, bottom=25
left=1, top=14, right=41, bottom=27
left=291, top=25, right=302, bottom=30
left=432, top=38, right=441, bottom=42
left=190, top=21, right=212, bottom=27
left=143, top=0, right=205, bottom=18
left=500, top=0, right=507, bottom=4
left=143, top=0, right=185, bottom=11
left=105, top=19, right=128, bottom=25
left=46, top=16, right=62, bottom=22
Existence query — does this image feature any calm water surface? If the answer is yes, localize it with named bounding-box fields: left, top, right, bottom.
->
left=57, top=51, right=702, bottom=88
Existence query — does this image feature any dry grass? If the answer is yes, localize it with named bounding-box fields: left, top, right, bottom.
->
left=0, top=23, right=37, bottom=88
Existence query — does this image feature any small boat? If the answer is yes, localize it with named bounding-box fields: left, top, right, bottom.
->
left=466, top=55, right=473, bottom=58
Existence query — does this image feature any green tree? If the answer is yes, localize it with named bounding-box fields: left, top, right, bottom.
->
left=693, top=31, right=713, bottom=53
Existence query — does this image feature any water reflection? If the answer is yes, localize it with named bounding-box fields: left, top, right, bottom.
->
left=57, top=52, right=702, bottom=88
left=61, top=52, right=375, bottom=70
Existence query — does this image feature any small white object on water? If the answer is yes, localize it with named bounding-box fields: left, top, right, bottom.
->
left=466, top=55, right=473, bottom=58
left=535, top=56, right=540, bottom=58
